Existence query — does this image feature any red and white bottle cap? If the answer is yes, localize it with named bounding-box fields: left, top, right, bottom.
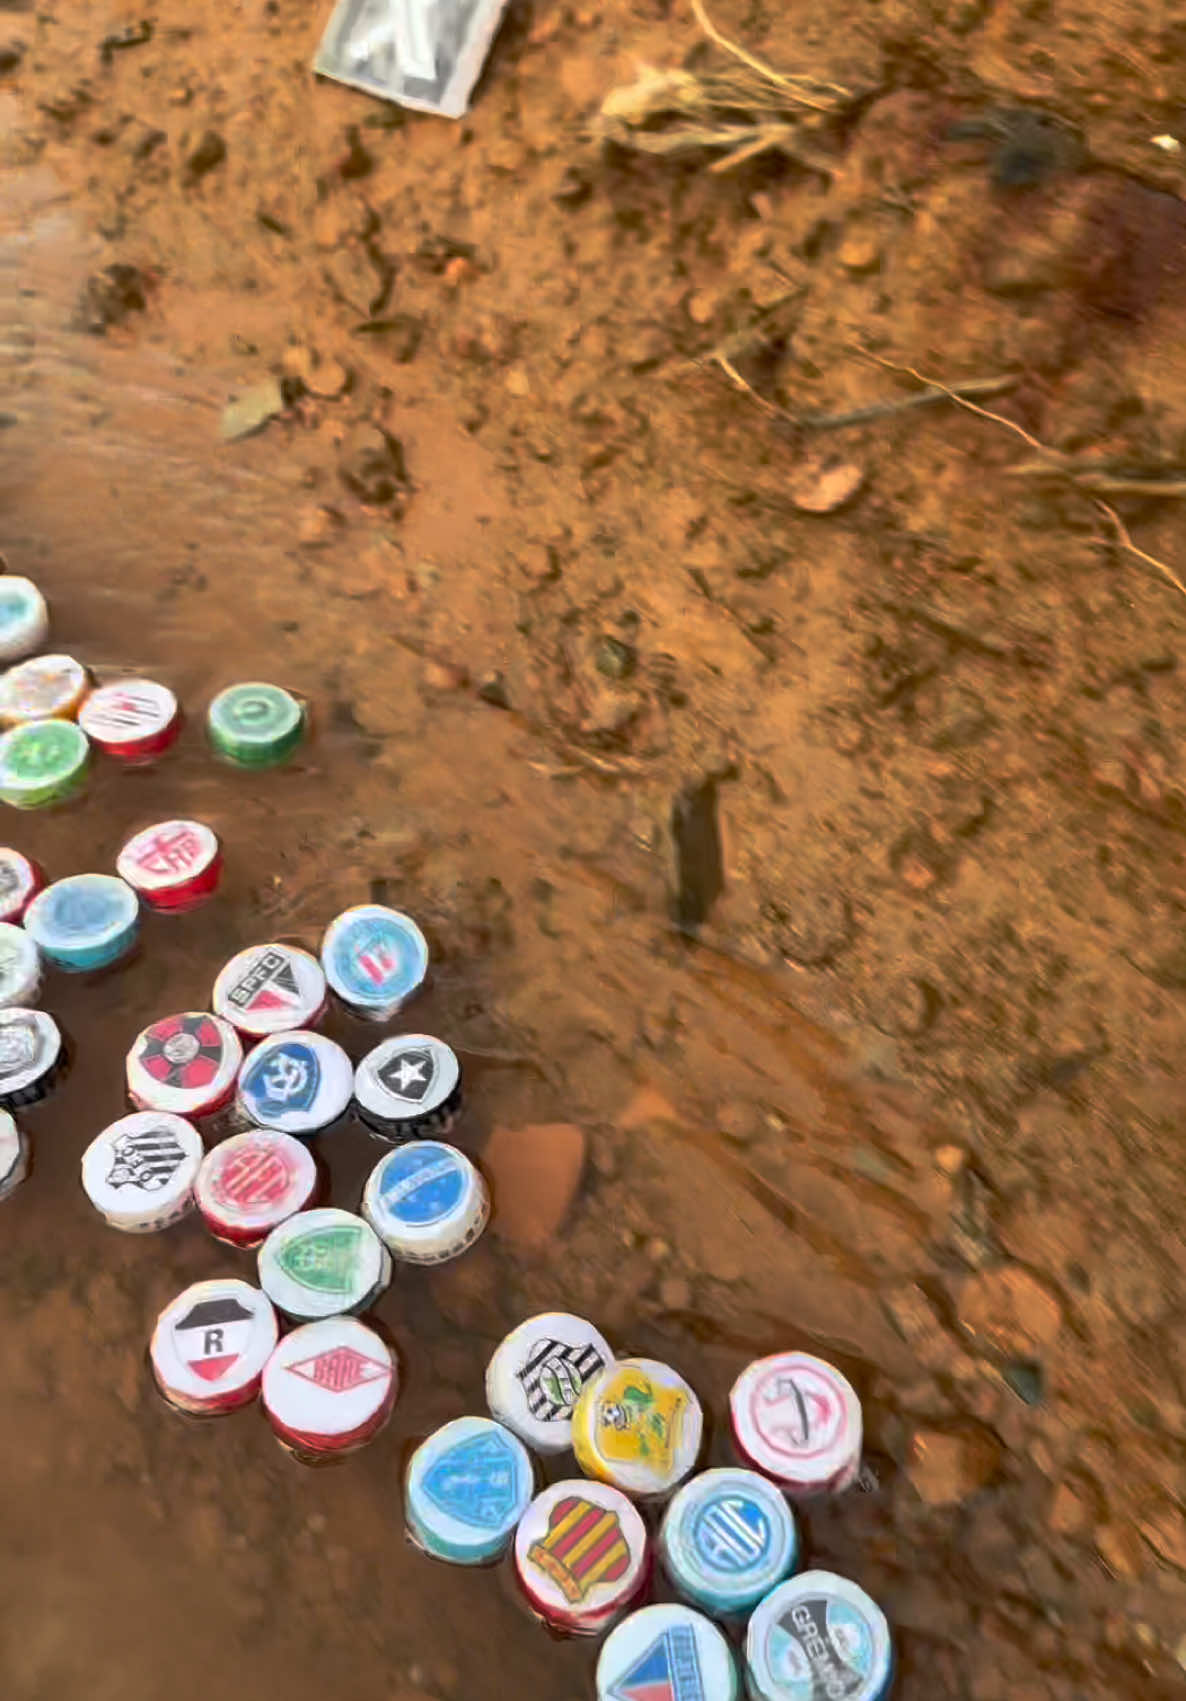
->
left=79, top=679, right=181, bottom=761
left=116, top=820, right=221, bottom=912
left=514, top=1479, right=649, bottom=1635
left=729, top=1352, right=863, bottom=1495
left=195, top=1128, right=319, bottom=1248
left=0, top=849, right=43, bottom=922
left=81, top=1111, right=203, bottom=1232
left=126, top=1011, right=243, bottom=1118
left=150, top=1278, right=278, bottom=1415
left=212, top=943, right=327, bottom=1038
left=261, top=1317, right=397, bottom=1456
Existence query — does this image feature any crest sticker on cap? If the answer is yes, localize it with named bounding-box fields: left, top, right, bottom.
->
left=238, top=1031, right=352, bottom=1134
left=598, top=1605, right=740, bottom=1701
left=261, top=1317, right=396, bottom=1453
left=321, top=905, right=428, bottom=1018
left=213, top=943, right=326, bottom=1037
left=150, top=1277, right=278, bottom=1414
left=0, top=1008, right=61, bottom=1103
left=127, top=1011, right=242, bottom=1117
left=730, top=1353, right=862, bottom=1493
left=258, top=1207, right=391, bottom=1320
left=486, top=1311, right=613, bottom=1453
left=745, top=1572, right=893, bottom=1701
left=574, top=1359, right=703, bottom=1497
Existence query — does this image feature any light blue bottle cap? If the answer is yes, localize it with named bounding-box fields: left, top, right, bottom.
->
left=362, top=1140, right=488, bottom=1264
left=320, top=904, right=428, bottom=1019
left=405, top=1415, right=533, bottom=1565
left=597, top=1603, right=740, bottom=1701
left=745, top=1571, right=893, bottom=1701
left=24, top=873, right=139, bottom=970
left=661, top=1468, right=798, bottom=1616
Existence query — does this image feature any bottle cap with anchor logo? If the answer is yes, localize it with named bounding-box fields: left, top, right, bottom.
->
left=729, top=1352, right=863, bottom=1496
left=0, top=922, right=41, bottom=1007
left=212, top=942, right=326, bottom=1038
left=207, top=681, right=306, bottom=767
left=353, top=1034, right=461, bottom=1140
left=0, top=719, right=89, bottom=808
left=320, top=903, right=428, bottom=1021
left=116, top=820, right=222, bottom=912
left=81, top=1111, right=204, bottom=1233
left=745, top=1571, right=894, bottom=1701
left=0, top=849, right=43, bottom=921
left=236, top=1030, right=353, bottom=1136
left=485, top=1312, right=613, bottom=1455
left=126, top=1011, right=243, bottom=1119
left=257, top=1206, right=392, bottom=1321
left=195, top=1128, right=320, bottom=1248
left=405, top=1415, right=535, bottom=1566
left=659, top=1467, right=799, bottom=1617
left=25, top=873, right=140, bottom=971
left=0, top=576, right=49, bottom=663
left=0, top=653, right=90, bottom=726
left=0, top=1108, right=29, bottom=1200
left=0, top=1008, right=63, bottom=1106
left=261, top=1317, right=397, bottom=1457
left=597, top=1604, right=740, bottom=1701
left=361, top=1140, right=489, bottom=1264
left=79, top=678, right=181, bottom=762
left=572, top=1358, right=704, bottom=1500
left=150, top=1278, right=279, bottom=1416
left=514, top=1479, right=649, bottom=1635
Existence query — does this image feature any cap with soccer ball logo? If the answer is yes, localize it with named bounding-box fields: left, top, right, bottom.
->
left=261, top=1317, right=397, bottom=1457
left=150, top=1278, right=279, bottom=1416
left=485, top=1312, right=613, bottom=1455
left=353, top=1034, right=461, bottom=1140
left=82, top=1111, right=203, bottom=1233
left=195, top=1129, right=319, bottom=1248
left=126, top=1011, right=243, bottom=1119
left=212, top=942, right=326, bottom=1038
left=236, top=1030, right=353, bottom=1136
left=572, top=1358, right=704, bottom=1499
left=117, top=820, right=221, bottom=912
left=79, top=678, right=181, bottom=762
left=257, top=1207, right=392, bottom=1321
left=514, top=1479, right=648, bottom=1635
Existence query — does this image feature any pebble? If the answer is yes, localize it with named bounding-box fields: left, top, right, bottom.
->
left=838, top=231, right=882, bottom=273
left=1096, top=1522, right=1146, bottom=1579
left=906, top=1425, right=1000, bottom=1506
left=306, top=358, right=350, bottom=400
left=957, top=1264, right=1063, bottom=1355
left=1048, top=1479, right=1093, bottom=1537
left=934, top=1144, right=967, bottom=1176
left=421, top=659, right=469, bottom=692
left=786, top=454, right=865, bottom=514
left=220, top=378, right=285, bottom=442
left=185, top=129, right=226, bottom=180
left=338, top=424, right=408, bottom=508
left=484, top=1122, right=586, bottom=1251
left=296, top=504, right=343, bottom=547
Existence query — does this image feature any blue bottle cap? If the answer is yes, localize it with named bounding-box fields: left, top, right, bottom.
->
left=405, top=1416, right=534, bottom=1565
left=320, top=904, right=428, bottom=1019
left=25, top=873, right=139, bottom=971
left=660, top=1468, right=798, bottom=1616
left=237, top=1030, right=353, bottom=1135
left=597, top=1604, right=740, bottom=1701
left=745, top=1571, right=893, bottom=1701
left=361, top=1140, right=488, bottom=1264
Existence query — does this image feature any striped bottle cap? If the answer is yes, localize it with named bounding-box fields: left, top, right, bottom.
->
left=0, top=1108, right=28, bottom=1199
left=745, top=1571, right=893, bottom=1701
left=486, top=1312, right=613, bottom=1454
left=514, top=1479, right=648, bottom=1634
left=81, top=1111, right=203, bottom=1233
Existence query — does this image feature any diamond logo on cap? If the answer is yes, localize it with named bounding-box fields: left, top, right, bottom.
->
left=286, top=1345, right=389, bottom=1393
left=422, top=1430, right=522, bottom=1529
left=275, top=1223, right=363, bottom=1294
left=105, top=1124, right=187, bottom=1192
left=171, top=1295, right=256, bottom=1383
left=526, top=1494, right=631, bottom=1605
left=141, top=1015, right=226, bottom=1089
left=243, top=1041, right=321, bottom=1115
left=606, top=1622, right=706, bottom=1701
left=376, top=1046, right=434, bottom=1101
left=517, top=1336, right=606, bottom=1424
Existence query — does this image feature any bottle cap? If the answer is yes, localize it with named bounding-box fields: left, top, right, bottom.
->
left=729, top=1353, right=862, bottom=1495
left=195, top=1128, right=319, bottom=1247
left=81, top=1111, right=203, bottom=1233
left=405, top=1416, right=534, bottom=1566
left=212, top=943, right=326, bottom=1037
left=116, top=820, right=221, bottom=912
left=25, top=873, right=139, bottom=971
left=320, top=904, right=428, bottom=1020
left=0, top=922, right=40, bottom=1006
left=0, top=719, right=89, bottom=808
left=236, top=1030, right=353, bottom=1135
left=0, top=653, right=89, bottom=725
left=0, top=576, right=49, bottom=662
left=150, top=1278, right=278, bottom=1416
left=79, top=679, right=181, bottom=761
left=261, top=1317, right=397, bottom=1454
left=572, top=1358, right=703, bottom=1499
left=660, top=1468, right=798, bottom=1616
left=207, top=682, right=305, bottom=767
left=0, top=1008, right=62, bottom=1106
left=0, top=1109, right=29, bottom=1200
left=514, top=1480, right=648, bottom=1635
left=361, top=1140, right=488, bottom=1264
left=597, top=1604, right=740, bottom=1700
left=353, top=1034, right=461, bottom=1139
left=0, top=849, right=43, bottom=921
left=486, top=1313, right=613, bottom=1454
left=257, top=1206, right=392, bottom=1321
left=126, top=1011, right=243, bottom=1118
left=745, top=1571, right=893, bottom=1701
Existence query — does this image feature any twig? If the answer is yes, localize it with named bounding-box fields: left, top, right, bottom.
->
left=689, top=0, right=850, bottom=109
left=1094, top=501, right=1186, bottom=603
left=709, top=353, right=1016, bottom=431
left=852, top=344, right=1047, bottom=452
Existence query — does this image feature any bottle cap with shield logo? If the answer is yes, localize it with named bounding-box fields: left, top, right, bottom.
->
left=150, top=1278, right=278, bottom=1416
left=353, top=1034, right=461, bottom=1140
left=572, top=1358, right=704, bottom=1499
left=257, top=1206, right=392, bottom=1321
left=236, top=1030, right=353, bottom=1136
left=514, top=1479, right=649, bottom=1635
left=0, top=1008, right=63, bottom=1107
left=320, top=904, right=428, bottom=1021
left=195, top=1128, right=319, bottom=1248
left=82, top=1111, right=203, bottom=1233
left=126, top=1011, right=243, bottom=1119
left=596, top=1604, right=740, bottom=1701
left=405, top=1415, right=535, bottom=1566
left=486, top=1312, right=613, bottom=1455
left=212, top=942, right=326, bottom=1037
left=744, top=1571, right=894, bottom=1701
left=361, top=1141, right=488, bottom=1265
left=0, top=849, right=43, bottom=921
left=0, top=922, right=41, bottom=1007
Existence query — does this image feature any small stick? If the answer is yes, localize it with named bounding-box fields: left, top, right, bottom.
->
left=852, top=344, right=1047, bottom=452
left=689, top=0, right=850, bottom=109
left=710, top=353, right=1016, bottom=430
left=1094, top=501, right=1186, bottom=603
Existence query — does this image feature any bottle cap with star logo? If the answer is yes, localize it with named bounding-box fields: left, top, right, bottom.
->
left=0, top=719, right=89, bottom=808
left=353, top=1034, right=461, bottom=1140
left=81, top=1111, right=204, bottom=1233
left=572, top=1358, right=703, bottom=1500
left=659, top=1467, right=799, bottom=1617
left=236, top=1030, right=353, bottom=1136
left=212, top=943, right=327, bottom=1038
left=79, top=678, right=181, bottom=762
left=486, top=1312, right=614, bottom=1455
left=745, top=1571, right=894, bottom=1701
left=0, top=849, right=43, bottom=922
left=0, top=576, right=49, bottom=663
left=25, top=873, right=140, bottom=971
left=116, top=820, right=222, bottom=912
left=261, top=1317, right=397, bottom=1456
left=597, top=1603, right=740, bottom=1701
left=207, top=681, right=306, bottom=767
left=405, top=1415, right=535, bottom=1566
left=361, top=1140, right=489, bottom=1264
left=150, top=1278, right=279, bottom=1416
left=0, top=653, right=90, bottom=726
left=320, top=903, right=428, bottom=1022
left=195, top=1128, right=320, bottom=1248
left=257, top=1206, right=392, bottom=1321
left=0, top=922, right=41, bottom=1007
left=729, top=1352, right=863, bottom=1496
left=0, top=1108, right=29, bottom=1200
left=126, top=1011, right=243, bottom=1119
left=0, top=1008, right=63, bottom=1106
left=514, top=1479, right=649, bottom=1636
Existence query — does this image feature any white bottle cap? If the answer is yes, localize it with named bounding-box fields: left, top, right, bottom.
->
left=0, top=576, right=50, bottom=662
left=361, top=1140, right=488, bottom=1263
left=353, top=1034, right=461, bottom=1137
left=0, top=1007, right=62, bottom=1106
left=258, top=1207, right=392, bottom=1320
left=213, top=943, right=327, bottom=1037
left=261, top=1317, right=396, bottom=1452
left=597, top=1603, right=740, bottom=1700
left=729, top=1352, right=862, bottom=1494
left=126, top=1012, right=243, bottom=1117
left=195, top=1129, right=318, bottom=1246
left=514, top=1479, right=647, bottom=1633
left=0, top=922, right=40, bottom=1006
left=660, top=1467, right=798, bottom=1615
left=320, top=903, right=428, bottom=1019
left=745, top=1571, right=894, bottom=1701
left=81, top=1111, right=203, bottom=1232
left=236, top=1030, right=353, bottom=1134
left=486, top=1312, right=613, bottom=1453
left=150, top=1278, right=278, bottom=1414
left=572, top=1358, right=703, bottom=1498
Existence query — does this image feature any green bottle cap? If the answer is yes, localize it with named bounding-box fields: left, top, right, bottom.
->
left=207, top=682, right=305, bottom=767
left=0, top=719, right=89, bottom=808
